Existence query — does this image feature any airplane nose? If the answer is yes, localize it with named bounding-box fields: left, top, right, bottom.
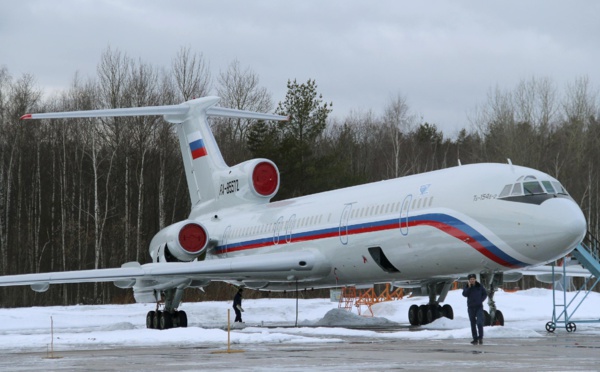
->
left=541, top=198, right=587, bottom=256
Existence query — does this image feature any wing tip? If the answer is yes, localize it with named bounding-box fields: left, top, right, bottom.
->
left=20, top=114, right=32, bottom=120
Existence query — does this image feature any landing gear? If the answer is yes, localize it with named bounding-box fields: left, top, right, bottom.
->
left=145, top=287, right=189, bottom=329
left=408, top=281, right=455, bottom=326
left=408, top=305, right=419, bottom=326
left=146, top=310, right=156, bottom=329
left=442, top=304, right=454, bottom=320
left=481, top=272, right=505, bottom=326
left=146, top=308, right=189, bottom=329
left=409, top=302, right=454, bottom=326
left=483, top=309, right=504, bottom=326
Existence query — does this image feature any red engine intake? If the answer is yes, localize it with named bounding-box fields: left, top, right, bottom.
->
left=251, top=161, right=279, bottom=198
left=178, top=223, right=207, bottom=254
left=150, top=221, right=209, bottom=262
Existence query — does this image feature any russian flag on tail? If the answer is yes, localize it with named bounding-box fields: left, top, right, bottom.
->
left=188, top=131, right=207, bottom=159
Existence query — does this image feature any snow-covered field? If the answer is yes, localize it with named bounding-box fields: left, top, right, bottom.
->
left=1, top=288, right=599, bottom=352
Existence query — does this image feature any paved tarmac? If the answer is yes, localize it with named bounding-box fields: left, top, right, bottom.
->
left=2, top=331, right=599, bottom=371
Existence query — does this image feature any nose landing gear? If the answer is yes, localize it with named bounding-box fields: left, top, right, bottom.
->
left=481, top=272, right=505, bottom=326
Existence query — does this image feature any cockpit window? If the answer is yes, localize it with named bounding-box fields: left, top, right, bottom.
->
left=542, top=181, right=555, bottom=194
left=499, top=184, right=512, bottom=198
left=551, top=181, right=569, bottom=195
left=511, top=183, right=523, bottom=196
left=499, top=175, right=570, bottom=200
left=523, top=181, right=544, bottom=195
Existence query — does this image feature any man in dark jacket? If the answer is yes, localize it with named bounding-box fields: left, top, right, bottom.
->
left=233, top=288, right=244, bottom=322
left=462, top=273, right=488, bottom=344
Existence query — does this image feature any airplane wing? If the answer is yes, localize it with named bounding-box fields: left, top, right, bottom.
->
left=513, top=264, right=594, bottom=278
left=0, top=250, right=330, bottom=292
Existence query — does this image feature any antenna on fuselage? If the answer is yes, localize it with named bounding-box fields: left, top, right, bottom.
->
left=507, top=158, right=514, bottom=172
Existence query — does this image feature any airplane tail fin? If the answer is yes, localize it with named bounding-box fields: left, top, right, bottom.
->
left=22, top=96, right=288, bottom=211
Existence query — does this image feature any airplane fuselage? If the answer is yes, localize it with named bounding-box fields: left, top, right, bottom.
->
left=194, top=163, right=585, bottom=290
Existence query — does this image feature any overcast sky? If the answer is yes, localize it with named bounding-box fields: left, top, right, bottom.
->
left=1, top=0, right=599, bottom=135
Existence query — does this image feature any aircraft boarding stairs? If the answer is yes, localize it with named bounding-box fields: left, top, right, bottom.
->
left=545, top=231, right=600, bottom=333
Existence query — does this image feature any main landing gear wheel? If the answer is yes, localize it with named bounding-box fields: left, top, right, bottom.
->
left=408, top=305, right=419, bottom=326
left=566, top=322, right=577, bottom=332
left=146, top=309, right=188, bottom=329
left=425, top=306, right=439, bottom=324
left=545, top=321, right=556, bottom=333
left=160, top=311, right=173, bottom=329
left=417, top=305, right=428, bottom=325
left=172, top=310, right=187, bottom=328
left=408, top=304, right=454, bottom=326
left=146, top=310, right=156, bottom=329
left=442, top=304, right=454, bottom=320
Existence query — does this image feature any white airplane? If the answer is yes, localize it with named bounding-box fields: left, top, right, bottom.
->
left=0, top=96, right=587, bottom=329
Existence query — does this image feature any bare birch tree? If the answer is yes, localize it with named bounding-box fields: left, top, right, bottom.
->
left=171, top=46, right=211, bottom=101
left=215, top=59, right=273, bottom=164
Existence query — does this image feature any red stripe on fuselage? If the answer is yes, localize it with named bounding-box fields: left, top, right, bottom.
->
left=410, top=219, right=518, bottom=268
left=219, top=219, right=518, bottom=268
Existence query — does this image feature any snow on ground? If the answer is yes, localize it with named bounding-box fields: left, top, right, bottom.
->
left=1, top=288, right=600, bottom=352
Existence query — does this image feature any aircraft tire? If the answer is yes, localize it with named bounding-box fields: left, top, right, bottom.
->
left=177, top=310, right=188, bottom=328
left=483, top=310, right=491, bottom=326
left=425, top=305, right=439, bottom=324
left=408, top=305, right=420, bottom=326
left=161, top=311, right=173, bottom=329
left=418, top=305, right=428, bottom=325
left=154, top=311, right=162, bottom=330
left=492, top=310, right=504, bottom=326
left=442, top=304, right=454, bottom=320
left=146, top=311, right=156, bottom=329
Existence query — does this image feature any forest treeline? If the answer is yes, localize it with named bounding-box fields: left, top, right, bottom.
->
left=1, top=47, right=599, bottom=307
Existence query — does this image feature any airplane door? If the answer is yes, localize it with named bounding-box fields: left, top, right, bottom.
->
left=400, top=194, right=412, bottom=236
left=339, top=204, right=353, bottom=245
left=285, top=214, right=296, bottom=243
left=273, top=216, right=284, bottom=245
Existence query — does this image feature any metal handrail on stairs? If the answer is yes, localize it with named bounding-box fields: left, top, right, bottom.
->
left=546, top=231, right=600, bottom=333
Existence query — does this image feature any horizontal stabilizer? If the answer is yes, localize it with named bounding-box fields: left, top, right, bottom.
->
left=20, top=97, right=288, bottom=123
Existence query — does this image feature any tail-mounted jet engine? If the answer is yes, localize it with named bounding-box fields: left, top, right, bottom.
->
left=218, top=158, right=280, bottom=205
left=149, top=220, right=209, bottom=262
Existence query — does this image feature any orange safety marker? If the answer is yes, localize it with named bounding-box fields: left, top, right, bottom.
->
left=339, top=284, right=405, bottom=317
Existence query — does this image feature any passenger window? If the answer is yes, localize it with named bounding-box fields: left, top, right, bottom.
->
left=499, top=184, right=512, bottom=198
left=523, top=181, right=544, bottom=195
left=542, top=181, right=555, bottom=194
left=511, top=183, right=523, bottom=196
